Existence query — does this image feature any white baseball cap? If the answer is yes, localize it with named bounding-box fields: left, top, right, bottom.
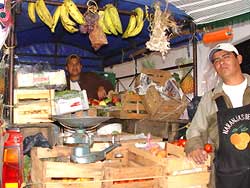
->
left=208, top=43, right=239, bottom=63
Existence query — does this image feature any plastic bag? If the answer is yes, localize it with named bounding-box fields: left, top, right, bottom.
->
left=23, top=133, right=51, bottom=156
left=89, top=22, right=108, bottom=51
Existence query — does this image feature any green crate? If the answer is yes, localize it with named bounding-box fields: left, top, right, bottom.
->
left=95, top=71, right=116, bottom=87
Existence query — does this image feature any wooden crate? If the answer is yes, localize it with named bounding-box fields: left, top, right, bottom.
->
left=109, top=92, right=148, bottom=119
left=30, top=146, right=103, bottom=188
left=30, top=144, right=164, bottom=188
left=14, top=89, right=55, bottom=124
left=142, top=86, right=188, bottom=120
left=129, top=143, right=211, bottom=188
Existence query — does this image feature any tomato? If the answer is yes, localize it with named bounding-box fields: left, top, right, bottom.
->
left=204, top=143, right=213, bottom=153
left=171, top=140, right=179, bottom=146
left=177, top=139, right=187, bottom=147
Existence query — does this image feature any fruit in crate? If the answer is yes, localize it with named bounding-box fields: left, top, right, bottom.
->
left=89, top=98, right=100, bottom=106
left=99, top=100, right=107, bottom=107
left=171, top=138, right=187, bottom=147
left=112, top=96, right=120, bottom=103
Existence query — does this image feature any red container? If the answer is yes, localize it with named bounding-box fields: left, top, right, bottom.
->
left=2, top=128, right=23, bottom=188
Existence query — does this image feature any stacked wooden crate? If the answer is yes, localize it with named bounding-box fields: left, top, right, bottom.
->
left=13, top=89, right=55, bottom=124
left=109, top=91, right=148, bottom=119
left=129, top=143, right=211, bottom=188
left=30, top=140, right=210, bottom=188
left=30, top=144, right=164, bottom=188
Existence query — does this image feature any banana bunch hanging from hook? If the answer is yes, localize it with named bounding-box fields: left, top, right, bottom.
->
left=98, top=3, right=123, bottom=36
left=28, top=0, right=85, bottom=33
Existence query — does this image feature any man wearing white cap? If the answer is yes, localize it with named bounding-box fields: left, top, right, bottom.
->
left=185, top=43, right=250, bottom=188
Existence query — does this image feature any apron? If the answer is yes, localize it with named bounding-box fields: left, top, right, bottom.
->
left=215, top=96, right=250, bottom=188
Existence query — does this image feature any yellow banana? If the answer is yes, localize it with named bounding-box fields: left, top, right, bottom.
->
left=106, top=4, right=123, bottom=34
left=134, top=7, right=144, bottom=23
left=51, top=6, right=61, bottom=33
left=103, top=6, right=118, bottom=35
left=35, top=0, right=53, bottom=28
left=60, top=3, right=76, bottom=26
left=127, top=20, right=144, bottom=37
left=28, top=2, right=36, bottom=23
left=64, top=0, right=85, bottom=25
left=61, top=20, right=79, bottom=33
left=122, top=14, right=136, bottom=38
left=98, top=11, right=111, bottom=34
left=127, top=7, right=144, bottom=37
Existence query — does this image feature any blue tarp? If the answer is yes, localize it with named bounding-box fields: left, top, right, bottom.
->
left=14, top=0, right=192, bottom=71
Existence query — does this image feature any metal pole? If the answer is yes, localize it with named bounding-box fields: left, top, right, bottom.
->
left=191, top=22, right=198, bottom=96
left=6, top=7, right=16, bottom=124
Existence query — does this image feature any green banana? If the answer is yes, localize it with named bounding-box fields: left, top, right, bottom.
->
left=98, top=11, right=111, bottom=34
left=122, top=14, right=136, bottom=38
left=35, top=0, right=53, bottom=28
left=103, top=6, right=118, bottom=35
left=28, top=2, right=36, bottom=23
left=106, top=4, right=123, bottom=34
left=51, top=6, right=61, bottom=33
left=60, top=3, right=76, bottom=26
left=64, top=0, right=85, bottom=25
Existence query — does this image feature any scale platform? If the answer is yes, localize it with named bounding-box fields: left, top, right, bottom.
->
left=53, top=114, right=112, bottom=129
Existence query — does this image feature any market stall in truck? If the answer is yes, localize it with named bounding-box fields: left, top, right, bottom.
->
left=1, top=0, right=250, bottom=188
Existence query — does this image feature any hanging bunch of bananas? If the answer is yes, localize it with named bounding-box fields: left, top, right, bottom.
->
left=27, top=0, right=85, bottom=33
left=122, top=7, right=144, bottom=38
left=27, top=0, right=54, bottom=28
left=98, top=3, right=123, bottom=36
left=60, top=3, right=79, bottom=33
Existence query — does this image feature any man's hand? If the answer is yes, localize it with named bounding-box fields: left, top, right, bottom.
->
left=97, top=86, right=107, bottom=100
left=187, top=148, right=208, bottom=164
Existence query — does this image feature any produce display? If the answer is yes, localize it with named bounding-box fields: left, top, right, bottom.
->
left=88, top=95, right=121, bottom=107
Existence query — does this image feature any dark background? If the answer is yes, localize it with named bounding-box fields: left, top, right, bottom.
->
left=237, top=39, right=250, bottom=74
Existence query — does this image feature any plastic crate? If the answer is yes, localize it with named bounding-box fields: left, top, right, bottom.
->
left=95, top=71, right=116, bottom=87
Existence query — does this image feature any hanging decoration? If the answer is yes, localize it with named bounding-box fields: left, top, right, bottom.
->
left=145, top=1, right=179, bottom=59
left=0, top=0, right=12, bottom=49
left=0, top=0, right=12, bottom=29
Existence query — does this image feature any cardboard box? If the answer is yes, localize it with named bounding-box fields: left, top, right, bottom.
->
left=16, top=69, right=66, bottom=88
left=54, top=90, right=89, bottom=115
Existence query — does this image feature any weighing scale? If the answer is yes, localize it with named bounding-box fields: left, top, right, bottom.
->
left=53, top=114, right=121, bottom=164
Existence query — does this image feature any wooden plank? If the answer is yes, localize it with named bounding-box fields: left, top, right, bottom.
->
left=167, top=172, right=210, bottom=188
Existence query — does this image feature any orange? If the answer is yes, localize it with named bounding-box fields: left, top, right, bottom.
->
left=156, top=150, right=167, bottom=158
left=235, top=142, right=248, bottom=150
left=239, top=132, right=250, bottom=143
left=230, top=133, right=241, bottom=145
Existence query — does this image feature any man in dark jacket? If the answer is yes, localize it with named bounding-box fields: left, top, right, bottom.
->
left=65, top=54, right=114, bottom=100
